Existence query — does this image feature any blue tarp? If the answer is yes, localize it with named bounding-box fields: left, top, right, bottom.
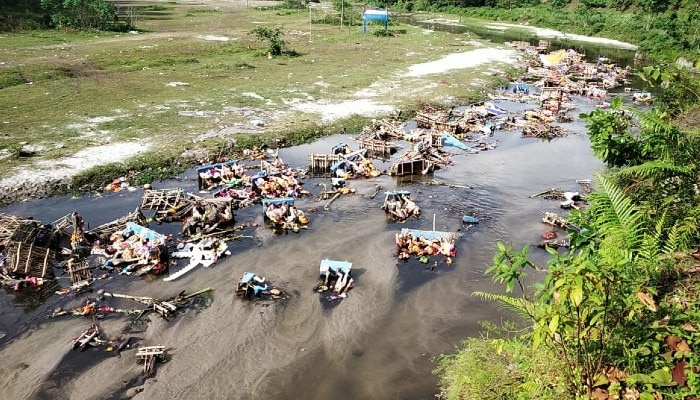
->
left=124, top=222, right=166, bottom=244
left=330, top=159, right=347, bottom=172
left=320, top=259, right=352, bottom=274
left=441, top=133, right=468, bottom=150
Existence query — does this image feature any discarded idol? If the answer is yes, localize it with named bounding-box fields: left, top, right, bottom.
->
left=164, top=239, right=230, bottom=282
left=381, top=191, right=420, bottom=222
left=235, top=272, right=286, bottom=301
left=314, top=259, right=354, bottom=301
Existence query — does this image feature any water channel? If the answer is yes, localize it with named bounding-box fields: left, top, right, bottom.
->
left=0, top=25, right=644, bottom=400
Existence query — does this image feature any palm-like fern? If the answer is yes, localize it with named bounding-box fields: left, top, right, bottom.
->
left=586, top=173, right=645, bottom=251
left=615, top=160, right=692, bottom=180
left=472, top=291, right=538, bottom=321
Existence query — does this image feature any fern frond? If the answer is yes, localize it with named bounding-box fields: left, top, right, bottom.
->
left=639, top=215, right=665, bottom=266
left=587, top=173, right=644, bottom=248
left=663, top=224, right=682, bottom=255
left=615, top=160, right=692, bottom=180
left=472, top=291, right=538, bottom=321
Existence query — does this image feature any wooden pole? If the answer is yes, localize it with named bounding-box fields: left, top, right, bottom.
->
left=433, top=214, right=436, bottom=232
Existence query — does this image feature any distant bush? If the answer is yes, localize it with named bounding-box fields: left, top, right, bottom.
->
left=249, top=26, right=286, bottom=56
left=40, top=0, right=119, bottom=30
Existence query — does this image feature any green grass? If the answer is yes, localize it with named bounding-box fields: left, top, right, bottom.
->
left=434, top=336, right=568, bottom=400
left=0, top=1, right=513, bottom=192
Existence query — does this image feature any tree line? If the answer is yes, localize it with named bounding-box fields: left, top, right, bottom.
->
left=0, top=0, right=125, bottom=31
left=371, top=0, right=699, bottom=61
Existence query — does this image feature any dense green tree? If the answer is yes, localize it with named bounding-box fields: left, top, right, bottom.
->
left=39, top=0, right=117, bottom=30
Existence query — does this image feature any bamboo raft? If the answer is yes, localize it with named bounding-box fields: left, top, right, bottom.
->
left=415, top=112, right=457, bottom=136
left=67, top=258, right=93, bottom=287
left=140, top=188, right=189, bottom=212
left=357, top=138, right=396, bottom=155
left=5, top=240, right=54, bottom=278
left=4, top=222, right=59, bottom=278
left=0, top=213, right=33, bottom=243
left=136, top=345, right=166, bottom=375
left=87, top=208, right=148, bottom=241
left=308, top=153, right=342, bottom=172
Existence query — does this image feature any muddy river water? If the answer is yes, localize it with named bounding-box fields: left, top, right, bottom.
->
left=0, top=34, right=642, bottom=400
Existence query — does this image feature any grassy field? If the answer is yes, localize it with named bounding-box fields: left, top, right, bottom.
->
left=0, top=1, right=512, bottom=187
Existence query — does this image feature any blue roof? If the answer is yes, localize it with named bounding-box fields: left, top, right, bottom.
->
left=330, top=160, right=347, bottom=172
left=261, top=197, right=295, bottom=209
left=197, top=160, right=238, bottom=174
left=320, top=259, right=352, bottom=274
left=400, top=228, right=454, bottom=242
left=240, top=272, right=256, bottom=284
left=364, top=10, right=389, bottom=21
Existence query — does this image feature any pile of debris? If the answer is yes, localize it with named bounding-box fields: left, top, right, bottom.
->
left=262, top=198, right=310, bottom=233
left=521, top=122, right=568, bottom=140
left=356, top=118, right=406, bottom=141
left=235, top=272, right=286, bottom=301
left=313, top=259, right=354, bottom=302
left=381, top=191, right=420, bottom=222
left=395, top=228, right=456, bottom=264
left=389, top=141, right=451, bottom=176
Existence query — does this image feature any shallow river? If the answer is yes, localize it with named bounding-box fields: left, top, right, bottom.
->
left=0, top=38, right=641, bottom=400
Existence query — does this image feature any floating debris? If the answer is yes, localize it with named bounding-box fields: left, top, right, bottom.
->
left=165, top=239, right=230, bottom=282
left=235, top=272, right=286, bottom=301
left=381, top=191, right=420, bottom=222
left=313, top=259, right=353, bottom=302
left=395, top=228, right=456, bottom=264
left=136, top=345, right=166, bottom=375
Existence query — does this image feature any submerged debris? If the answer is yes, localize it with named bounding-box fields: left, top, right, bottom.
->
left=395, top=228, right=456, bottom=265
left=235, top=272, right=287, bottom=301
left=314, top=259, right=354, bottom=302
left=381, top=191, right=420, bottom=222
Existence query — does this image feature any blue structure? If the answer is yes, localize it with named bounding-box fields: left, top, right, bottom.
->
left=196, top=160, right=238, bottom=176
left=261, top=197, right=295, bottom=210
left=462, top=215, right=480, bottom=224
left=363, top=9, right=389, bottom=33
left=400, top=228, right=453, bottom=241
left=124, top=222, right=166, bottom=244
left=320, top=259, right=352, bottom=275
left=441, top=133, right=468, bottom=150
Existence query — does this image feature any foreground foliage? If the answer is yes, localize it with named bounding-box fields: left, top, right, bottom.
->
left=436, top=71, right=700, bottom=399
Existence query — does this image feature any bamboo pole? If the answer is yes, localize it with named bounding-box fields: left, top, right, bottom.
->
left=324, top=192, right=341, bottom=211
left=179, top=287, right=213, bottom=300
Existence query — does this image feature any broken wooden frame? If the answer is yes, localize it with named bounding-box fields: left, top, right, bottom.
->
left=136, top=345, right=166, bottom=375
